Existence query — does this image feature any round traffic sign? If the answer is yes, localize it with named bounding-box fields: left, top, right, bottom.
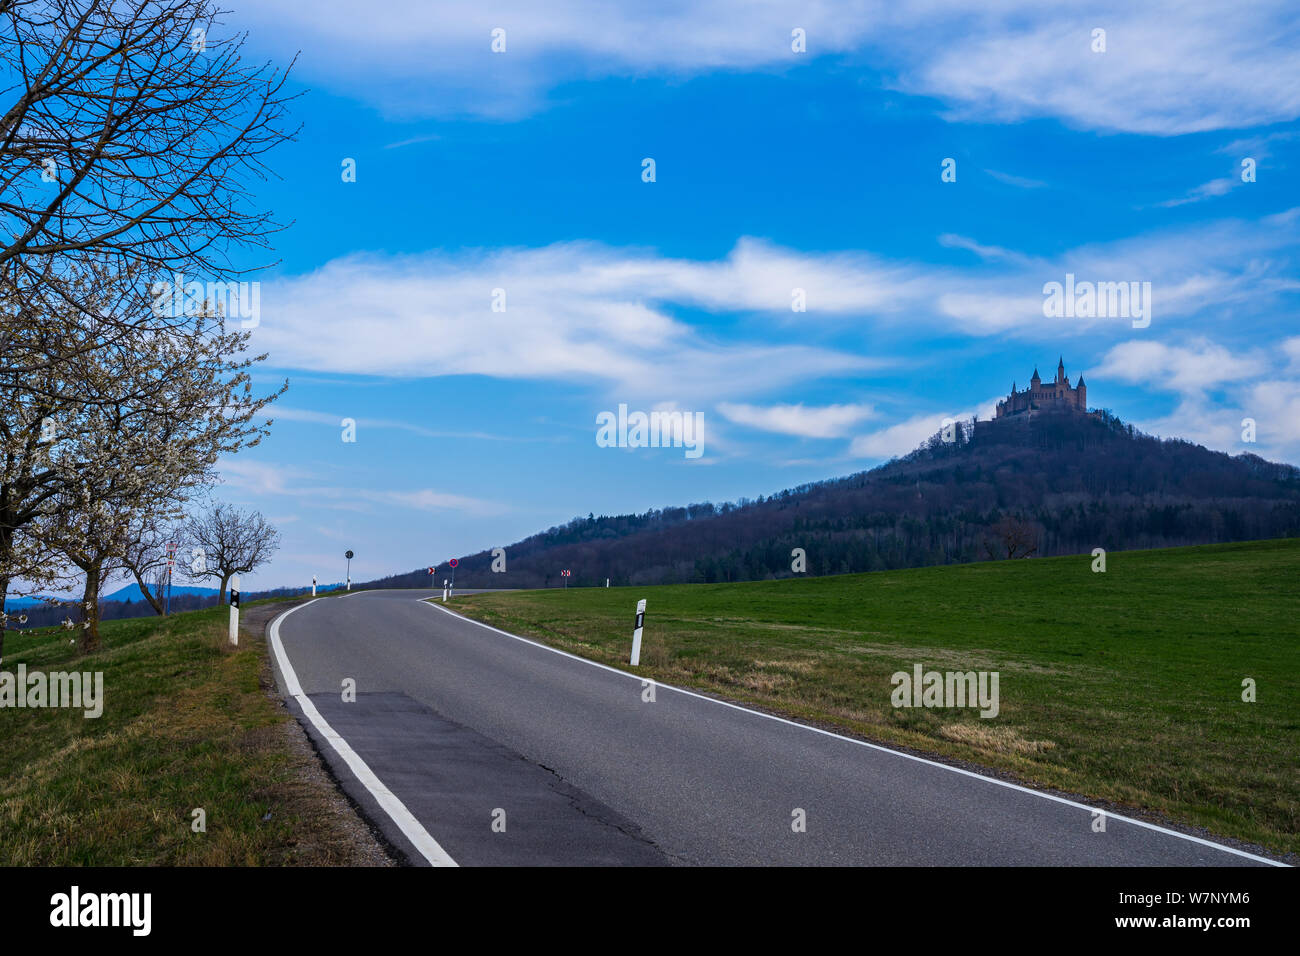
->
left=345, top=550, right=354, bottom=560
left=449, top=558, right=459, bottom=568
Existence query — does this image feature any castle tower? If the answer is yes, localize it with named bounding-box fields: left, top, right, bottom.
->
left=996, top=359, right=1091, bottom=419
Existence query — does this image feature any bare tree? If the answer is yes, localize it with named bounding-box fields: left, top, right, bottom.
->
left=118, top=518, right=178, bottom=615
left=183, top=502, right=278, bottom=602
left=0, top=0, right=299, bottom=389
left=983, top=515, right=1039, bottom=560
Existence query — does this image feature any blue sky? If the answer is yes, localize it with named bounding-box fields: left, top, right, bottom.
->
left=183, top=1, right=1300, bottom=592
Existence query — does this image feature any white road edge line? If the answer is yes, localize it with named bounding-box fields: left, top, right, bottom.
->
left=269, top=599, right=458, bottom=867
left=421, top=597, right=1287, bottom=867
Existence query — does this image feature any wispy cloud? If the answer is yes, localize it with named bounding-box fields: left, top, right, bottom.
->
left=1157, top=176, right=1238, bottom=207
left=383, top=133, right=442, bottom=149
left=251, top=211, right=1300, bottom=400
left=217, top=458, right=505, bottom=516
left=716, top=402, right=874, bottom=439
left=251, top=239, right=892, bottom=402
left=270, top=406, right=544, bottom=442
left=245, top=1, right=1300, bottom=133
left=984, top=169, right=1047, bottom=189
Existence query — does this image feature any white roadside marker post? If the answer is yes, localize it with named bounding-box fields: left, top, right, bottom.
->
left=630, top=599, right=646, bottom=666
left=443, top=579, right=449, bottom=603
left=312, top=574, right=317, bottom=597
left=606, top=578, right=609, bottom=588
left=229, top=575, right=240, bottom=646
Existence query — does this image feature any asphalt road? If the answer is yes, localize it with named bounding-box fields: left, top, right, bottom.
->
left=269, top=589, right=1280, bottom=867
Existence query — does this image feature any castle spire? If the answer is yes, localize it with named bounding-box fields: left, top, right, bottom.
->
left=1031, top=366, right=1041, bottom=383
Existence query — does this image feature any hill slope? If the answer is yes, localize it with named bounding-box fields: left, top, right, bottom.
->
left=370, top=409, right=1300, bottom=589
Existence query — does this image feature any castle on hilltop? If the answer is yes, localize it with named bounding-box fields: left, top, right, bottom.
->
left=995, top=357, right=1088, bottom=419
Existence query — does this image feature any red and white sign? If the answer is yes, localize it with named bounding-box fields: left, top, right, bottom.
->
left=561, top=569, right=571, bottom=577
left=427, top=567, right=436, bottom=575
left=449, top=558, right=459, bottom=568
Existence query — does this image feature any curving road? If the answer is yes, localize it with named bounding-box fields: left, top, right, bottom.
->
left=268, top=589, right=1281, bottom=867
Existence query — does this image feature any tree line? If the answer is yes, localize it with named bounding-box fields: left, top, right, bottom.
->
left=0, top=1, right=294, bottom=656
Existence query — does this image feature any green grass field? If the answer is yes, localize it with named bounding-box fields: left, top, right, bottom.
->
left=452, top=538, right=1300, bottom=856
left=0, top=593, right=377, bottom=865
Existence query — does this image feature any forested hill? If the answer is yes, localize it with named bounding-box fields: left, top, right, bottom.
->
left=366, top=409, right=1300, bottom=590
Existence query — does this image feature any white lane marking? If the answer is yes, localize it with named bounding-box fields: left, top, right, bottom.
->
left=269, top=600, right=458, bottom=867
left=421, top=597, right=1286, bottom=867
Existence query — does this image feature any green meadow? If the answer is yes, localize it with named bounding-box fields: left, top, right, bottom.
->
left=453, top=539, right=1300, bottom=857
left=0, top=594, right=377, bottom=865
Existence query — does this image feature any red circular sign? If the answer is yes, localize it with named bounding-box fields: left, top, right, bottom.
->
left=449, top=558, right=459, bottom=568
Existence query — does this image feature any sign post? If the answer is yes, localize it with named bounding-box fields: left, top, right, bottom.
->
left=448, top=558, right=458, bottom=598
left=345, top=550, right=354, bottom=591
left=561, top=569, right=571, bottom=589
left=228, top=575, right=240, bottom=646
left=630, top=599, right=646, bottom=666
left=165, top=541, right=177, bottom=616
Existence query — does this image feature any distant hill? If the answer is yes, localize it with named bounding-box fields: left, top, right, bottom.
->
left=364, top=408, right=1300, bottom=590
left=103, top=584, right=218, bottom=603
left=4, top=594, right=61, bottom=608
left=11, top=582, right=346, bottom=629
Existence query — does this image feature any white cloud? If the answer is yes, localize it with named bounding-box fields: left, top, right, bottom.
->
left=249, top=213, right=1300, bottom=399
left=1283, top=336, right=1300, bottom=372
left=847, top=412, right=947, bottom=460
left=1245, top=380, right=1300, bottom=445
left=1158, top=176, right=1239, bottom=208
left=717, top=402, right=874, bottom=438
left=270, top=406, right=538, bottom=442
left=243, top=1, right=1300, bottom=133
left=1215, top=131, right=1299, bottom=161
left=217, top=457, right=504, bottom=515
left=847, top=396, right=999, bottom=461
left=251, top=239, right=891, bottom=402
left=1096, top=339, right=1300, bottom=459
left=983, top=169, right=1047, bottom=189
left=935, top=210, right=1300, bottom=333
left=1093, top=339, right=1267, bottom=393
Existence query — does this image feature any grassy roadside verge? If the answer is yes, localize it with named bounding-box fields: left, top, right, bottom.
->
left=450, top=538, right=1299, bottom=857
left=0, top=594, right=387, bottom=865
